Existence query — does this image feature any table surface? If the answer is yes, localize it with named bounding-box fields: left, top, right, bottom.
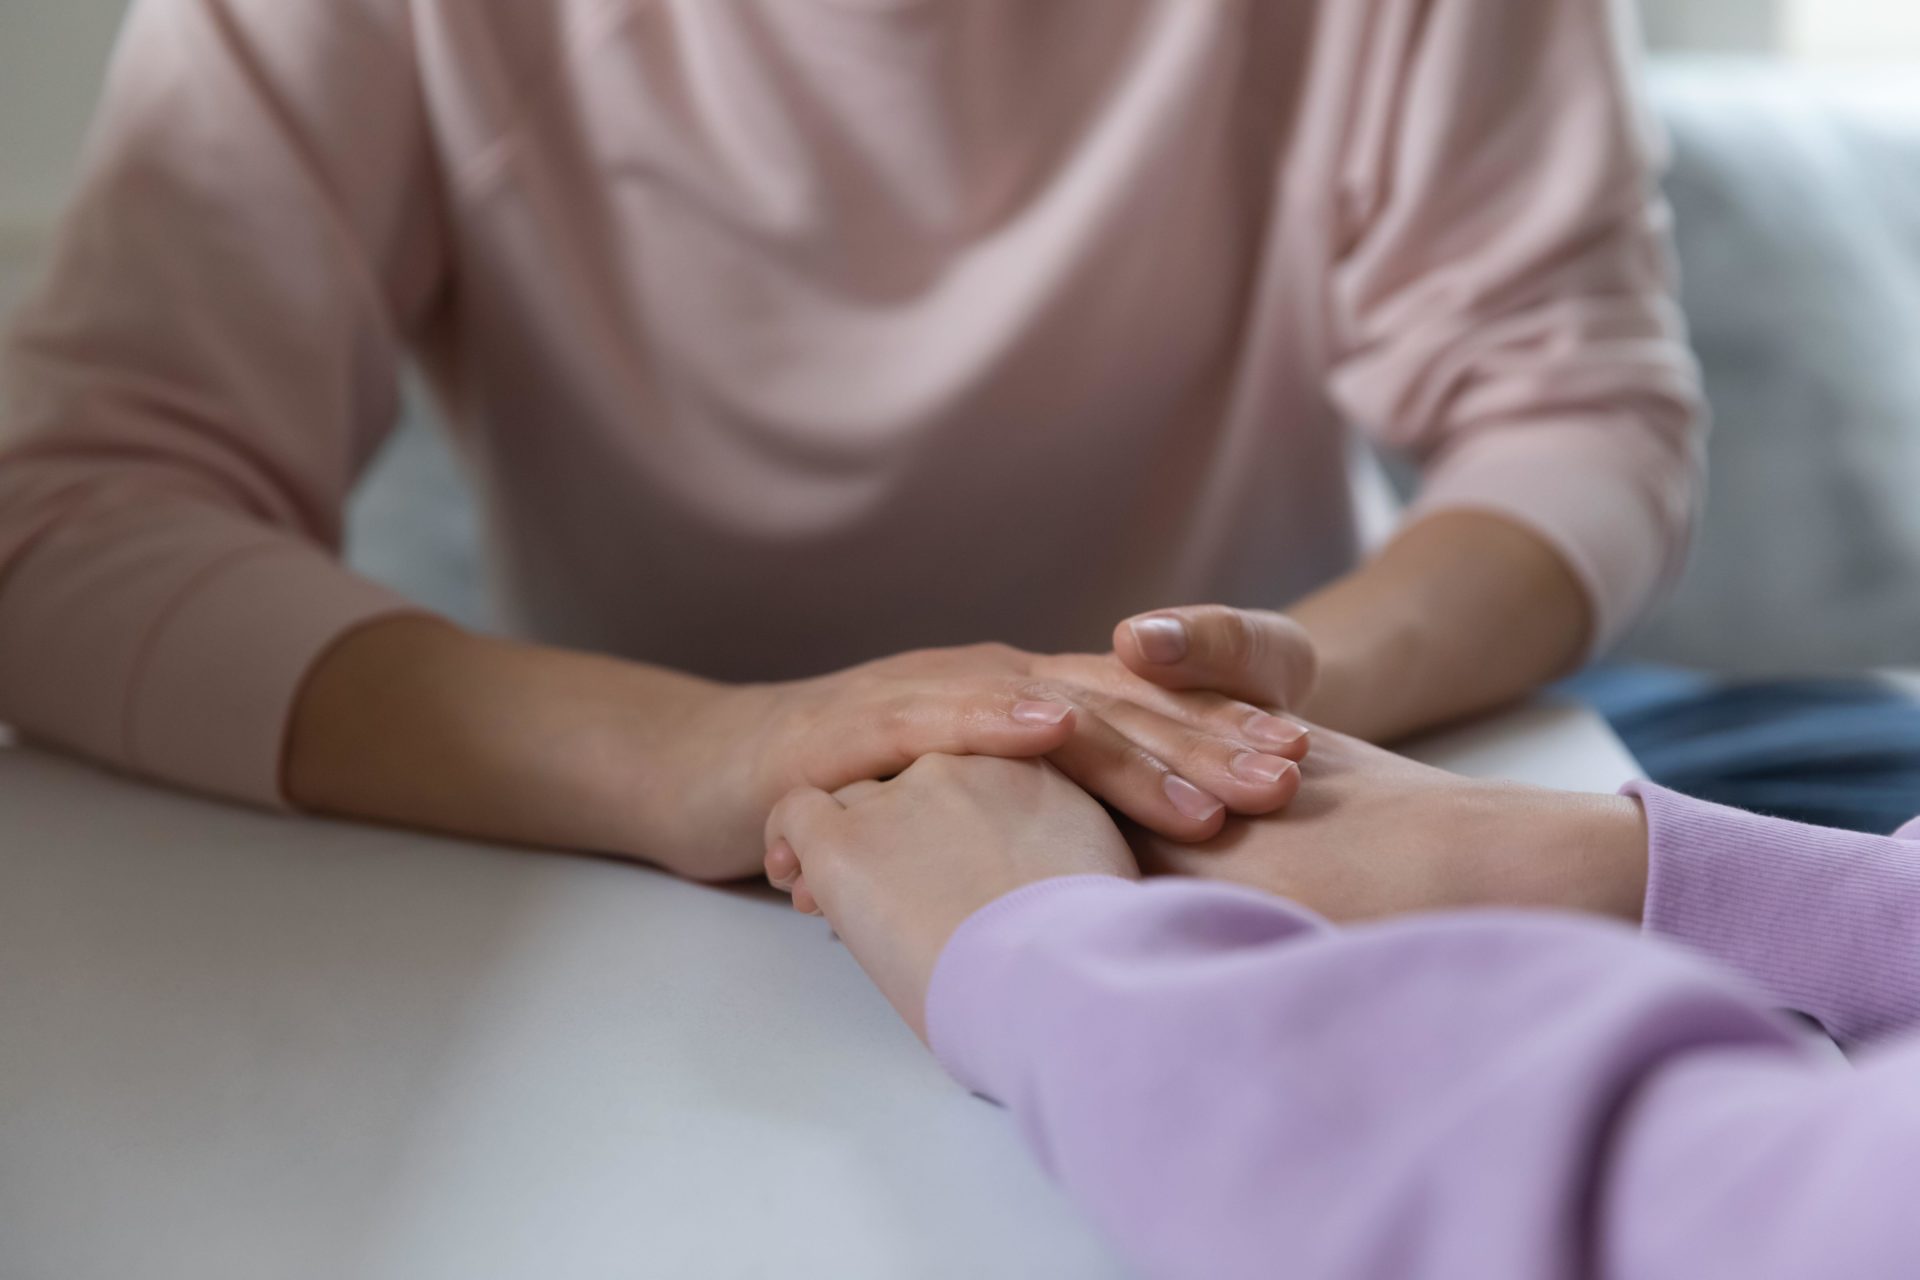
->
left=0, top=704, right=1639, bottom=1280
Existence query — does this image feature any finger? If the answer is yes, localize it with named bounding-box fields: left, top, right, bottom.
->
left=763, top=785, right=847, bottom=859
left=1081, top=691, right=1303, bottom=816
left=861, top=693, right=1078, bottom=777
left=1034, top=654, right=1312, bottom=762
left=789, top=873, right=822, bottom=917
left=764, top=839, right=802, bottom=891
left=1046, top=715, right=1229, bottom=843
left=1114, top=606, right=1318, bottom=710
left=831, top=778, right=889, bottom=807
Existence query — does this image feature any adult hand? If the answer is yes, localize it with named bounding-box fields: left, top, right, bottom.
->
left=289, top=622, right=1308, bottom=887
left=719, top=642, right=1311, bottom=867
left=762, top=755, right=1138, bottom=1041
left=1128, top=729, right=1650, bottom=924
left=1113, top=605, right=1319, bottom=713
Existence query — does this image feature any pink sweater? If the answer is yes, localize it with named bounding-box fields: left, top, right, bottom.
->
left=0, top=0, right=1702, bottom=806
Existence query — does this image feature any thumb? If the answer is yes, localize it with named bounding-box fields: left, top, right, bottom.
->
left=1113, top=605, right=1318, bottom=710
left=764, top=784, right=847, bottom=866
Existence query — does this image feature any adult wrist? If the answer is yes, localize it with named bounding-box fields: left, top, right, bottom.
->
left=286, top=614, right=745, bottom=872
left=1289, top=630, right=1418, bottom=741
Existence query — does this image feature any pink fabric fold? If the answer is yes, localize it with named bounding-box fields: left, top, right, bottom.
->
left=0, top=0, right=1703, bottom=802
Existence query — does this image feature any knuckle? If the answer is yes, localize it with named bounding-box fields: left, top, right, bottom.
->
left=1024, top=651, right=1082, bottom=683
left=1238, top=612, right=1268, bottom=668
left=874, top=693, right=922, bottom=753
left=1221, top=699, right=1267, bottom=735
left=1112, top=736, right=1170, bottom=777
left=1283, top=621, right=1318, bottom=691
left=854, top=649, right=909, bottom=681
left=1215, top=607, right=1259, bottom=668
left=1179, top=728, right=1239, bottom=773
left=876, top=691, right=915, bottom=729
left=965, top=641, right=1025, bottom=669
left=1200, top=727, right=1243, bottom=765
left=1015, top=678, right=1074, bottom=706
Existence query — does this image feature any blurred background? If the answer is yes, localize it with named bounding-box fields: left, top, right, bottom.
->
left=2, top=0, right=1918, bottom=677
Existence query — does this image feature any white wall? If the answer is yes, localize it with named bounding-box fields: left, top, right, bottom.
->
left=0, top=0, right=128, bottom=317
left=1788, top=1, right=1920, bottom=59
left=0, top=0, right=129, bottom=235
left=1639, top=0, right=1782, bottom=52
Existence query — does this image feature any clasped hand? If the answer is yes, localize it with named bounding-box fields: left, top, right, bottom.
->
left=759, top=611, right=1652, bottom=1042
left=692, top=606, right=1318, bottom=876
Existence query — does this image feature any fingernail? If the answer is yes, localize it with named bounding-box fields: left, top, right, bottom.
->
left=1013, top=700, right=1072, bottom=726
left=1246, top=713, right=1308, bottom=748
left=1163, top=774, right=1224, bottom=822
left=1129, top=616, right=1188, bottom=664
left=764, top=841, right=797, bottom=887
left=1230, top=752, right=1294, bottom=785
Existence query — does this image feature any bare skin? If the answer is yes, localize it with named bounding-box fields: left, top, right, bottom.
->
left=286, top=619, right=1309, bottom=881
left=290, top=509, right=1589, bottom=883
left=762, top=749, right=1651, bottom=1042
left=764, top=755, right=1140, bottom=1041
left=1114, top=511, right=1595, bottom=745
left=761, top=514, right=1629, bottom=926
left=1126, top=730, right=1650, bottom=926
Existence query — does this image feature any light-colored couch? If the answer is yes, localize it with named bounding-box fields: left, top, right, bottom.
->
left=1621, top=61, right=1920, bottom=674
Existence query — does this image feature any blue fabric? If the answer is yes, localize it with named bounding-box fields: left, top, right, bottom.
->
left=1566, top=666, right=1920, bottom=836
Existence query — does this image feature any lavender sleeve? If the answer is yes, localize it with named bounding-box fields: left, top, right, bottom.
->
left=928, top=876, right=1920, bottom=1280
left=1629, top=782, right=1920, bottom=1047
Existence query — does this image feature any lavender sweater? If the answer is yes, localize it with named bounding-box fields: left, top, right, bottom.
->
left=927, top=784, right=1920, bottom=1279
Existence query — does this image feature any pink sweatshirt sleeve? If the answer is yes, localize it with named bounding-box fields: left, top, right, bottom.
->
left=1631, top=783, right=1920, bottom=1048
left=929, top=877, right=1920, bottom=1280
left=0, top=0, right=442, bottom=805
left=1326, top=0, right=1705, bottom=650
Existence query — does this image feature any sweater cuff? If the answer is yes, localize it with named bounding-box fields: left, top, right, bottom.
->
left=926, top=876, right=1145, bottom=1098
left=1628, top=781, right=1919, bottom=1043
left=123, top=541, right=423, bottom=808
left=1410, top=416, right=1697, bottom=656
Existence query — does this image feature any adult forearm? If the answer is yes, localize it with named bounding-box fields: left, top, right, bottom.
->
left=1288, top=511, right=1592, bottom=742
left=283, top=615, right=756, bottom=879
left=283, top=615, right=1316, bottom=883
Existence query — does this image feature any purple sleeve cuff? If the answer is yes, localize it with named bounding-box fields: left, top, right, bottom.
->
left=1628, top=781, right=1920, bottom=1046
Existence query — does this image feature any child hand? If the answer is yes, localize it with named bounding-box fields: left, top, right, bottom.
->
left=1130, top=729, right=1649, bottom=925
left=763, top=756, right=1139, bottom=1042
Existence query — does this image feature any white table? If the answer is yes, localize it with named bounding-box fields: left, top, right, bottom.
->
left=0, top=705, right=1638, bottom=1280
